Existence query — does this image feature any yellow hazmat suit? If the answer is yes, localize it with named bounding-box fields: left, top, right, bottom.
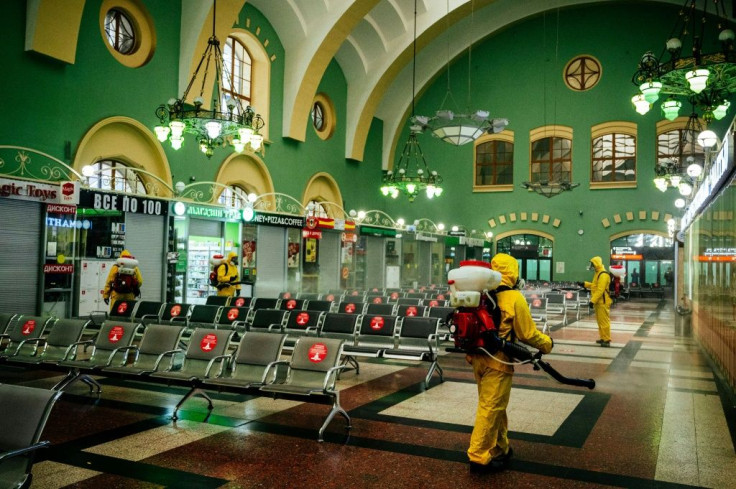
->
left=467, top=253, right=553, bottom=467
left=583, top=256, right=611, bottom=344
left=102, top=249, right=143, bottom=311
left=216, top=251, right=241, bottom=297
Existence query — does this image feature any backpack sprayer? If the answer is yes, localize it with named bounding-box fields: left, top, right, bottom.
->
left=446, top=261, right=595, bottom=390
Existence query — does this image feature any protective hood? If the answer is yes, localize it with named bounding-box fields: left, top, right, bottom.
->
left=491, top=253, right=519, bottom=288
left=227, top=251, right=238, bottom=264
left=590, top=256, right=605, bottom=272
left=120, top=249, right=132, bottom=258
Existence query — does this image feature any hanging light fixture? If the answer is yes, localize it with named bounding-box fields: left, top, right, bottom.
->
left=630, top=0, right=736, bottom=124
left=653, top=111, right=709, bottom=193
left=411, top=0, right=508, bottom=145
left=381, top=0, right=443, bottom=202
left=153, top=0, right=264, bottom=158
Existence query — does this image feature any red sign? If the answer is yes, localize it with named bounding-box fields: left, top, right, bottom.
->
left=308, top=342, right=328, bottom=363
left=532, top=299, right=542, bottom=308
left=22, top=320, right=36, bottom=335
left=234, top=297, right=246, bottom=307
left=108, top=326, right=124, bottom=343
left=350, top=291, right=359, bottom=296
left=406, top=306, right=418, bottom=317
left=325, top=294, right=335, bottom=301
left=696, top=255, right=736, bottom=262
left=390, top=292, right=399, bottom=300
left=302, top=229, right=322, bottom=239
left=428, top=300, right=439, bottom=307
left=610, top=254, right=643, bottom=260
left=170, top=305, right=181, bottom=317
left=344, top=303, right=356, bottom=313
left=200, top=333, right=218, bottom=351
left=286, top=299, right=297, bottom=310
left=227, top=308, right=239, bottom=321
left=437, top=294, right=446, bottom=300
left=407, top=289, right=415, bottom=293
left=117, top=302, right=128, bottom=314
left=43, top=264, right=73, bottom=274
left=296, top=312, right=310, bottom=326
left=47, top=203, right=77, bottom=214
left=306, top=216, right=317, bottom=229
left=372, top=297, right=383, bottom=304
left=565, top=292, right=574, bottom=299
left=341, top=232, right=357, bottom=243
left=370, top=316, right=385, bottom=330
left=61, top=182, right=75, bottom=196
left=282, top=292, right=292, bottom=299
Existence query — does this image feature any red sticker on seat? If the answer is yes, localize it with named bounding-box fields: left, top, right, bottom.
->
left=351, top=291, right=359, bottom=296
left=200, top=333, right=217, bottom=351
left=283, top=292, right=292, bottom=299
left=372, top=297, right=383, bottom=304
left=308, top=342, right=328, bottom=363
left=390, top=292, right=399, bottom=300
left=370, top=316, right=385, bottom=330
left=227, top=308, right=239, bottom=321
left=325, top=294, right=335, bottom=301
left=286, top=299, right=297, bottom=309
left=532, top=299, right=542, bottom=308
left=170, top=305, right=181, bottom=317
left=296, top=312, right=310, bottom=326
left=117, top=302, right=128, bottom=314
left=234, top=297, right=246, bottom=307
left=428, top=300, right=439, bottom=307
left=108, top=326, right=124, bottom=343
left=372, top=288, right=379, bottom=292
left=437, top=294, right=445, bottom=300
left=345, top=303, right=356, bottom=313
left=566, top=292, right=573, bottom=299
left=406, top=306, right=417, bottom=317
left=22, top=320, right=36, bottom=336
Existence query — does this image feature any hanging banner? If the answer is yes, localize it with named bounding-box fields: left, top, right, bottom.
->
left=0, top=178, right=79, bottom=204
left=80, top=189, right=168, bottom=216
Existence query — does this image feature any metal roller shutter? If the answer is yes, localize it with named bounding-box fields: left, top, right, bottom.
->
left=319, top=232, right=340, bottom=292
left=0, top=200, right=41, bottom=313
left=418, top=241, right=431, bottom=285
left=125, top=213, right=166, bottom=301
left=189, top=218, right=221, bottom=238
left=255, top=226, right=286, bottom=297
left=365, top=236, right=385, bottom=289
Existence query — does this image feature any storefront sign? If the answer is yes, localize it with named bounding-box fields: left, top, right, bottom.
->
left=703, top=247, right=736, bottom=256
left=80, top=189, right=167, bottom=216
left=449, top=229, right=467, bottom=237
left=610, top=254, right=643, bottom=260
left=611, top=246, right=638, bottom=255
left=45, top=216, right=92, bottom=229
left=359, top=225, right=397, bottom=237
left=253, top=212, right=305, bottom=228
left=460, top=237, right=485, bottom=247
left=185, top=204, right=240, bottom=221
left=0, top=178, right=79, bottom=204
left=415, top=232, right=438, bottom=242
left=47, top=203, right=77, bottom=214
left=43, top=263, right=74, bottom=274
left=341, top=232, right=357, bottom=243
left=696, top=255, right=736, bottom=262
left=302, top=229, right=322, bottom=239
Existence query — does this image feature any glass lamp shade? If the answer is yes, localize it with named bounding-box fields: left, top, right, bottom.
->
left=669, top=174, right=682, bottom=188
left=430, top=124, right=485, bottom=146
left=169, top=121, right=185, bottom=138
left=661, top=99, right=682, bottom=121
left=250, top=134, right=264, bottom=151
left=205, top=121, right=222, bottom=139
left=653, top=177, right=668, bottom=191
left=678, top=182, right=693, bottom=196
left=687, top=163, right=703, bottom=178
left=685, top=69, right=710, bottom=93
left=631, top=94, right=651, bottom=115
left=674, top=198, right=686, bottom=208
left=639, top=81, right=662, bottom=103
left=154, top=125, right=170, bottom=142
left=697, top=130, right=718, bottom=148
left=238, top=127, right=254, bottom=141
left=170, top=136, right=184, bottom=150
left=713, top=101, right=730, bottom=120
left=232, top=138, right=245, bottom=153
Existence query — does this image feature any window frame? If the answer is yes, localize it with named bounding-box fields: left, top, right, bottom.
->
left=87, top=160, right=147, bottom=195
left=222, top=36, right=253, bottom=112
left=528, top=126, right=573, bottom=186
left=656, top=117, right=706, bottom=183
left=590, top=121, right=638, bottom=189
left=473, top=131, right=515, bottom=192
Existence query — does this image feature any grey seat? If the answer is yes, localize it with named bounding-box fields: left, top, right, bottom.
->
left=6, top=319, right=89, bottom=366
left=344, top=314, right=398, bottom=357
left=396, top=304, right=426, bottom=318
left=203, top=331, right=287, bottom=389
left=336, top=301, right=366, bottom=315
left=215, top=306, right=250, bottom=332
left=0, top=316, right=54, bottom=358
left=54, top=321, right=138, bottom=393
left=205, top=295, right=230, bottom=306
left=103, top=324, right=186, bottom=376
left=187, top=305, right=222, bottom=328
left=149, top=328, right=234, bottom=420
left=0, top=384, right=63, bottom=489
left=132, top=301, right=165, bottom=325
left=365, top=303, right=397, bottom=316
left=108, top=300, right=138, bottom=321
left=280, top=298, right=307, bottom=311
left=0, top=313, right=18, bottom=336
left=159, top=303, right=192, bottom=324
left=304, top=300, right=333, bottom=312
left=260, top=337, right=350, bottom=441
left=318, top=313, right=360, bottom=373
left=382, top=316, right=443, bottom=386
left=248, top=309, right=288, bottom=332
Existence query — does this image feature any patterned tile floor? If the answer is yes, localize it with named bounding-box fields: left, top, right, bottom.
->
left=2, top=299, right=735, bottom=488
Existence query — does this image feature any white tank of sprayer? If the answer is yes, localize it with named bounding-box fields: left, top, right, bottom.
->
left=116, top=256, right=139, bottom=276
left=609, top=264, right=626, bottom=278
left=448, top=260, right=502, bottom=308
left=210, top=254, right=225, bottom=267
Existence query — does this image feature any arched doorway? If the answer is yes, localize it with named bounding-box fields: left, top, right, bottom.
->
left=495, top=231, right=554, bottom=282
left=610, top=231, right=674, bottom=289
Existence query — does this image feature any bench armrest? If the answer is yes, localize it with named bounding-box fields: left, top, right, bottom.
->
left=0, top=441, right=50, bottom=462
left=62, top=340, right=94, bottom=361
left=263, top=360, right=290, bottom=384
left=152, top=349, right=184, bottom=372
left=205, top=354, right=233, bottom=378
left=105, top=345, right=139, bottom=367
left=324, top=365, right=350, bottom=391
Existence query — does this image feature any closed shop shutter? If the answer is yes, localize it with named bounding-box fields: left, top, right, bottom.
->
left=0, top=200, right=41, bottom=313
left=189, top=218, right=221, bottom=238
left=365, top=236, right=385, bottom=289
left=256, top=225, right=286, bottom=297
left=125, top=213, right=166, bottom=302
left=319, top=232, right=340, bottom=292
left=418, top=240, right=431, bottom=285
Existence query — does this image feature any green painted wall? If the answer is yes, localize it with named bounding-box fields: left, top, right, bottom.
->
left=382, top=2, right=734, bottom=281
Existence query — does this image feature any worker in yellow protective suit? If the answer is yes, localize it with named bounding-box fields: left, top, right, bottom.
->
left=580, top=256, right=612, bottom=347
left=216, top=251, right=241, bottom=297
left=102, top=249, right=143, bottom=311
left=467, top=253, right=554, bottom=473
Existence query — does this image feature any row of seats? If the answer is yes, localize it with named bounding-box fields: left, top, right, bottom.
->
left=281, top=290, right=450, bottom=302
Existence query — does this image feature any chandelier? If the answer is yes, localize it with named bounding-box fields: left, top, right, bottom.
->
left=153, top=0, right=264, bottom=158
left=521, top=181, right=580, bottom=198
left=630, top=0, right=736, bottom=124
left=653, top=111, right=713, bottom=194
left=381, top=0, right=443, bottom=202
left=411, top=0, right=507, bottom=145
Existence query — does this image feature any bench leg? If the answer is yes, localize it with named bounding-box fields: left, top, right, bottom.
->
left=172, top=387, right=213, bottom=421
left=341, top=355, right=360, bottom=375
left=318, top=392, right=351, bottom=442
left=79, top=375, right=102, bottom=394
left=52, top=369, right=79, bottom=391
left=425, top=359, right=443, bottom=386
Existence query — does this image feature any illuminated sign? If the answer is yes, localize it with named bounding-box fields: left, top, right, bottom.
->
left=696, top=255, right=736, bottom=262
left=185, top=204, right=240, bottom=221
left=0, top=178, right=79, bottom=204
left=302, top=229, right=322, bottom=239
left=81, top=190, right=167, bottom=216
left=46, top=216, right=92, bottom=229
left=610, top=254, right=643, bottom=260
left=47, top=204, right=77, bottom=214
left=43, top=264, right=74, bottom=274
left=253, top=212, right=305, bottom=228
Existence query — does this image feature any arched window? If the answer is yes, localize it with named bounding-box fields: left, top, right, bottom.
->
left=657, top=127, right=705, bottom=175
left=530, top=136, right=572, bottom=184
left=217, top=185, right=249, bottom=209
left=591, top=122, right=637, bottom=186
left=104, top=8, right=136, bottom=55
left=307, top=200, right=328, bottom=219
left=87, top=160, right=146, bottom=194
left=222, top=36, right=252, bottom=112
left=474, top=131, right=514, bottom=190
